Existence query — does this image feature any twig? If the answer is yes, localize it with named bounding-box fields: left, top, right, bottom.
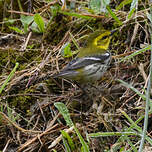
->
left=20, top=32, right=32, bottom=51
left=48, top=126, right=74, bottom=148
left=17, top=124, right=59, bottom=152
left=0, top=112, right=42, bottom=133
left=17, top=113, right=60, bottom=152
left=7, top=10, right=34, bottom=16
left=138, top=63, right=148, bottom=82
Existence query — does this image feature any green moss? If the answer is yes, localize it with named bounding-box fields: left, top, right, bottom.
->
left=0, top=47, right=42, bottom=73
left=43, top=13, right=70, bottom=45
left=7, top=86, right=37, bottom=113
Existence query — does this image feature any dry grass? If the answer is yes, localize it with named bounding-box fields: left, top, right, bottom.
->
left=0, top=0, right=152, bottom=151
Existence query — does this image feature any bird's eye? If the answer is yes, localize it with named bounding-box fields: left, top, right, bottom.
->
left=102, top=35, right=108, bottom=40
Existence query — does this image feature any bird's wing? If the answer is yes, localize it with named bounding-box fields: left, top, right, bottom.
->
left=65, top=52, right=110, bottom=70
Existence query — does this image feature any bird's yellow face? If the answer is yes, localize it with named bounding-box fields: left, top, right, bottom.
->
left=78, top=30, right=115, bottom=58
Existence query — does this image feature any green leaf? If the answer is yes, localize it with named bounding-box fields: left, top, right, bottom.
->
left=74, top=126, right=90, bottom=152
left=118, top=79, right=145, bottom=99
left=59, top=11, right=93, bottom=20
left=119, top=45, right=151, bottom=62
left=69, top=32, right=80, bottom=50
left=0, top=62, right=19, bottom=94
left=54, top=102, right=74, bottom=127
left=62, top=136, right=71, bottom=152
left=8, top=26, right=24, bottom=34
left=34, top=14, right=45, bottom=33
left=100, top=0, right=110, bottom=13
left=128, top=0, right=138, bottom=19
left=27, top=44, right=35, bottom=49
left=50, top=5, right=61, bottom=17
left=128, top=7, right=135, bottom=19
left=147, top=12, right=152, bottom=23
left=116, top=0, right=132, bottom=11
left=89, top=0, right=101, bottom=14
left=61, top=130, right=75, bottom=151
left=117, top=79, right=152, bottom=105
left=124, top=135, right=138, bottom=152
left=20, top=15, right=34, bottom=26
left=89, top=0, right=110, bottom=14
left=61, top=43, right=72, bottom=58
left=106, top=5, right=122, bottom=25
left=20, top=15, right=34, bottom=33
left=88, top=132, right=138, bottom=137
left=30, top=22, right=40, bottom=33
left=54, top=102, right=90, bottom=151
left=4, top=18, right=16, bottom=25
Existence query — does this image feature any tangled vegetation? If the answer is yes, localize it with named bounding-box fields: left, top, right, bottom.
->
left=0, top=0, right=152, bottom=151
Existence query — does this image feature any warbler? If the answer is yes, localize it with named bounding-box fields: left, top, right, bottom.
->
left=54, top=29, right=116, bottom=83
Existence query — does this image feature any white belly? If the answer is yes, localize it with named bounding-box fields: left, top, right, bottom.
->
left=83, top=63, right=108, bottom=81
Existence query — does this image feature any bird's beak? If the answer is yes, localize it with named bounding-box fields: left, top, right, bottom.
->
left=110, top=29, right=118, bottom=36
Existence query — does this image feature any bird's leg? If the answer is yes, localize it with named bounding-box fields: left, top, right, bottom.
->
left=73, top=81, right=89, bottom=95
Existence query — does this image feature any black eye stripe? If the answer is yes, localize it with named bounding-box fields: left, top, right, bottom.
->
left=102, top=35, right=108, bottom=39
left=97, top=35, right=108, bottom=44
